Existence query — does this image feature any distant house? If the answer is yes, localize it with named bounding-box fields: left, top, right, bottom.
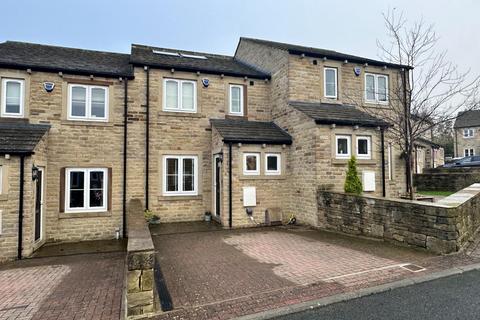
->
left=454, top=110, right=480, bottom=157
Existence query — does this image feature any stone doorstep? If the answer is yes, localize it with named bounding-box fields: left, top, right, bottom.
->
left=232, top=262, right=480, bottom=320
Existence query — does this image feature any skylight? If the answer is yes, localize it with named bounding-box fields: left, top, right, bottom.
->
left=180, top=53, right=207, bottom=60
left=152, top=50, right=180, bottom=57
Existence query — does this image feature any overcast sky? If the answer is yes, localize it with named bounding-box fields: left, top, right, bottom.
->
left=1, top=0, right=479, bottom=74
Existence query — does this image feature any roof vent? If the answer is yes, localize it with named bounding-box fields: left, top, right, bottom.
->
left=152, top=50, right=180, bottom=57
left=180, top=53, right=207, bottom=60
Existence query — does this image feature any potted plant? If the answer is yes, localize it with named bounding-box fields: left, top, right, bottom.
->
left=144, top=209, right=160, bottom=224
left=204, top=211, right=212, bottom=222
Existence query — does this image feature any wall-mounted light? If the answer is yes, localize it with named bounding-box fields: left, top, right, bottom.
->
left=32, top=165, right=39, bottom=181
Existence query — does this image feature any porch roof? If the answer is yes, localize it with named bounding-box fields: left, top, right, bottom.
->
left=210, top=119, right=292, bottom=145
left=0, top=122, right=50, bottom=154
left=289, top=101, right=390, bottom=128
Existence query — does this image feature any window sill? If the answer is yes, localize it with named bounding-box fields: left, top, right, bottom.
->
left=158, top=195, right=202, bottom=201
left=59, top=211, right=112, bottom=219
left=331, top=159, right=377, bottom=165
left=61, top=120, right=113, bottom=127
left=239, top=175, right=286, bottom=180
left=159, top=110, right=201, bottom=118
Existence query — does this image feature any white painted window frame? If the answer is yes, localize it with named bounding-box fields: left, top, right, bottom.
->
left=67, top=84, right=109, bottom=122
left=162, top=155, right=198, bottom=196
left=463, top=128, right=474, bottom=138
left=265, top=153, right=281, bottom=175
left=1, top=78, right=25, bottom=118
left=356, top=136, right=372, bottom=160
left=229, top=84, right=244, bottom=115
left=65, top=168, right=108, bottom=213
left=365, top=73, right=389, bottom=104
left=335, top=135, right=351, bottom=159
left=162, top=78, right=197, bottom=113
left=243, top=153, right=260, bottom=175
left=324, top=67, right=338, bottom=99
left=464, top=148, right=475, bottom=157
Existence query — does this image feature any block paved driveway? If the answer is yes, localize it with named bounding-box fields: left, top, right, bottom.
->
left=151, top=225, right=477, bottom=320
left=0, top=252, right=125, bottom=320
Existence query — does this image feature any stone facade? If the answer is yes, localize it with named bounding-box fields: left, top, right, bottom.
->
left=414, top=167, right=480, bottom=192
left=317, top=184, right=480, bottom=254
left=454, top=126, right=480, bottom=157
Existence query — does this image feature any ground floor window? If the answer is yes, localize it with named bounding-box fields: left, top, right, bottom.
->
left=65, top=168, right=107, bottom=212
left=265, top=153, right=281, bottom=175
left=243, top=153, right=260, bottom=175
left=464, top=148, right=475, bottom=157
left=356, top=136, right=371, bottom=159
left=163, top=155, right=198, bottom=196
left=335, top=135, right=351, bottom=159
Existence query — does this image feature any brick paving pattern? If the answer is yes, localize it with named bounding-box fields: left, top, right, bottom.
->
left=151, top=227, right=480, bottom=320
left=0, top=252, right=125, bottom=320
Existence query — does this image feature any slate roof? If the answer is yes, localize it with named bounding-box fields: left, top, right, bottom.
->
left=416, top=137, right=441, bottom=149
left=289, top=101, right=390, bottom=128
left=131, top=44, right=270, bottom=79
left=210, top=119, right=292, bottom=145
left=0, top=41, right=133, bottom=78
left=239, top=37, right=411, bottom=70
left=0, top=122, right=50, bottom=154
left=454, top=110, right=480, bottom=128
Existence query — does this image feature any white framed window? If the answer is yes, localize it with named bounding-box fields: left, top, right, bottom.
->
left=463, top=128, right=474, bottom=138
left=365, top=73, right=389, bottom=103
left=265, top=153, right=281, bottom=175
left=229, top=85, right=244, bottom=115
left=163, top=79, right=197, bottom=112
left=243, top=153, right=260, bottom=175
left=324, top=67, right=338, bottom=99
left=68, top=84, right=108, bottom=121
left=356, top=136, right=372, bottom=159
left=65, top=168, right=108, bottom=213
left=163, top=155, right=198, bottom=196
left=1, top=78, right=24, bottom=118
left=335, top=135, right=351, bottom=159
left=464, top=148, right=475, bottom=157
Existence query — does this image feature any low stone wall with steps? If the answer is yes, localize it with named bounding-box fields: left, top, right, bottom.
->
left=317, top=184, right=480, bottom=254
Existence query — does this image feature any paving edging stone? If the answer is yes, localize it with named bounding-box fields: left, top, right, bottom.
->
left=234, top=262, right=480, bottom=320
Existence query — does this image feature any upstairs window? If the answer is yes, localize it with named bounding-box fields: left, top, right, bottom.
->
left=463, top=128, right=474, bottom=138
left=1, top=79, right=24, bottom=118
left=163, top=155, right=198, bottom=196
left=324, top=68, right=338, bottom=99
left=365, top=73, right=388, bottom=103
left=163, top=79, right=197, bottom=112
left=229, top=85, right=244, bottom=115
left=68, top=84, right=108, bottom=121
left=65, top=168, right=108, bottom=213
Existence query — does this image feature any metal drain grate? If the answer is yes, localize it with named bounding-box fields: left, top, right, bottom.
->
left=401, top=264, right=426, bottom=272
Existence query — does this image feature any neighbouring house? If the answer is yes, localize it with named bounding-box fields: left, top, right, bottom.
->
left=454, top=110, right=480, bottom=158
left=0, top=38, right=411, bottom=262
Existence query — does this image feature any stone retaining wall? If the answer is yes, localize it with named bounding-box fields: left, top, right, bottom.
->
left=317, top=184, right=480, bottom=254
left=414, top=167, right=480, bottom=192
left=125, top=199, right=155, bottom=317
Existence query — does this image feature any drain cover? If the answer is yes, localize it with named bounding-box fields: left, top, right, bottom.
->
left=401, top=264, right=426, bottom=272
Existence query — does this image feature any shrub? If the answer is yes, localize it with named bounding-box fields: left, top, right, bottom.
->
left=344, top=156, right=363, bottom=195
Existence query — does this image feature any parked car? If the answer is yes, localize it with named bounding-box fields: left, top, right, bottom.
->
left=442, top=156, right=480, bottom=168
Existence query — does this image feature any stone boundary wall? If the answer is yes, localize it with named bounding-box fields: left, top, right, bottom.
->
left=414, top=167, right=480, bottom=192
left=317, top=184, right=480, bottom=254
left=125, top=199, right=155, bottom=317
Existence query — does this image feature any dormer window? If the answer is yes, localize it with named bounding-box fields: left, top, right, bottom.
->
left=1, top=78, right=24, bottom=118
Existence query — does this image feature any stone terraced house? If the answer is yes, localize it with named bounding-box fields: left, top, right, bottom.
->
left=0, top=38, right=410, bottom=262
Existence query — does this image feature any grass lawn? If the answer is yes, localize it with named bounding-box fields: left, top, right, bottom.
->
left=417, top=190, right=454, bottom=197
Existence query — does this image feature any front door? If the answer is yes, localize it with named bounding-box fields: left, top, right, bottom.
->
left=34, top=168, right=44, bottom=242
left=213, top=155, right=222, bottom=217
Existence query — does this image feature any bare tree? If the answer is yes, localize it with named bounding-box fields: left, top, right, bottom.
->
left=347, top=10, right=480, bottom=199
